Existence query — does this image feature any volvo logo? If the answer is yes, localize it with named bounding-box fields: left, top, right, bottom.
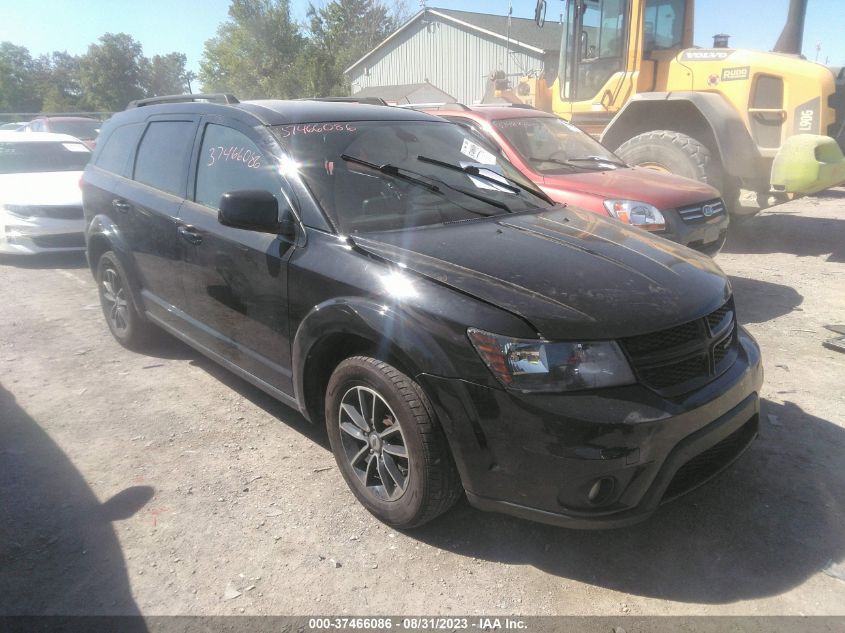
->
left=702, top=204, right=718, bottom=217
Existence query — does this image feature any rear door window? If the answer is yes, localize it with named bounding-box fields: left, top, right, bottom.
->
left=133, top=120, right=197, bottom=196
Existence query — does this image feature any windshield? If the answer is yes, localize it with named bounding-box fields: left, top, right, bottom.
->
left=0, top=141, right=91, bottom=174
left=493, top=116, right=623, bottom=175
left=273, top=120, right=552, bottom=234
left=49, top=119, right=101, bottom=140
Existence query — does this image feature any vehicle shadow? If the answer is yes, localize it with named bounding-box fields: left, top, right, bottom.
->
left=728, top=275, right=803, bottom=325
left=138, top=331, right=327, bottom=448
left=814, top=187, right=845, bottom=199
left=0, top=382, right=152, bottom=621
left=0, top=251, right=88, bottom=270
left=723, top=212, right=845, bottom=262
left=412, top=399, right=845, bottom=604
left=187, top=354, right=329, bottom=449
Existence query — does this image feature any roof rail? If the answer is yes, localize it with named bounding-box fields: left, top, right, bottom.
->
left=397, top=102, right=471, bottom=111
left=300, top=97, right=388, bottom=106
left=126, top=93, right=240, bottom=109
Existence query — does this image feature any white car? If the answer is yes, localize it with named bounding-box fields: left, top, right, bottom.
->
left=0, top=131, right=91, bottom=255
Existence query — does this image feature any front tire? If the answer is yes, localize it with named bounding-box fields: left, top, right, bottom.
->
left=325, top=356, right=461, bottom=529
left=615, top=130, right=717, bottom=185
left=615, top=130, right=745, bottom=215
left=96, top=251, right=156, bottom=351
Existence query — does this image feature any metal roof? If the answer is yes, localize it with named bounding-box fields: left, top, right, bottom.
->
left=345, top=8, right=563, bottom=75
left=433, top=8, right=564, bottom=53
left=353, top=82, right=457, bottom=104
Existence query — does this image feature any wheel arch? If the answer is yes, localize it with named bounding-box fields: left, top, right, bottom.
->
left=292, top=298, right=459, bottom=425
left=601, top=92, right=763, bottom=182
left=86, top=214, right=146, bottom=318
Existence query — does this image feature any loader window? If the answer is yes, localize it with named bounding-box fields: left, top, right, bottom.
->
left=559, top=0, right=627, bottom=102
left=644, top=0, right=686, bottom=52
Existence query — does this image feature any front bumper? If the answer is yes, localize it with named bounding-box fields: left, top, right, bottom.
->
left=419, top=327, right=763, bottom=529
left=659, top=207, right=729, bottom=256
left=0, top=214, right=85, bottom=255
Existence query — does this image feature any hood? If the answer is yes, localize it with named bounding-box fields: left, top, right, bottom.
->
left=351, top=206, right=730, bottom=340
left=542, top=166, right=721, bottom=210
left=0, top=171, right=84, bottom=206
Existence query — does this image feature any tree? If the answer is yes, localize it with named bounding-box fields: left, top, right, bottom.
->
left=35, top=51, right=84, bottom=112
left=78, top=33, right=146, bottom=110
left=199, top=0, right=307, bottom=99
left=0, top=42, right=41, bottom=112
left=304, top=0, right=408, bottom=96
left=143, top=52, right=189, bottom=96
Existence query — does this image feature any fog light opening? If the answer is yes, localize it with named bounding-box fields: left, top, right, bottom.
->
left=587, top=477, right=616, bottom=505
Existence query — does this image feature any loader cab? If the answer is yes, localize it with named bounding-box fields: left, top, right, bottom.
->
left=553, top=0, right=693, bottom=130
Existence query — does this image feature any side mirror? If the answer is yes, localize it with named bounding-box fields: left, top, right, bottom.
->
left=218, top=190, right=296, bottom=238
left=534, top=0, right=546, bottom=27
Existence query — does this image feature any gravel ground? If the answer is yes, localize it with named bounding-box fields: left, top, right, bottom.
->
left=1, top=190, right=844, bottom=617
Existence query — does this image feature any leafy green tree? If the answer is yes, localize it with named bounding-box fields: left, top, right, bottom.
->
left=304, top=0, right=408, bottom=96
left=0, top=42, right=42, bottom=112
left=78, top=33, right=146, bottom=110
left=35, top=52, right=84, bottom=112
left=199, top=0, right=307, bottom=99
left=143, top=52, right=189, bottom=96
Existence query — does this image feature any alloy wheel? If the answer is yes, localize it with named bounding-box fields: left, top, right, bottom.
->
left=101, top=267, right=130, bottom=334
left=338, top=386, right=410, bottom=501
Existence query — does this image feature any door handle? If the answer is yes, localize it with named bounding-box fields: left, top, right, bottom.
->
left=112, top=199, right=130, bottom=213
left=178, top=225, right=203, bottom=245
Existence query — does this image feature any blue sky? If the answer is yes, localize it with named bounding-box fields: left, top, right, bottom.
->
left=0, top=0, right=842, bottom=79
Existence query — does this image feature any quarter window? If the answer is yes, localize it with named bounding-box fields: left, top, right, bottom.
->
left=96, top=123, right=143, bottom=177
left=195, top=124, right=284, bottom=210
left=133, top=121, right=196, bottom=196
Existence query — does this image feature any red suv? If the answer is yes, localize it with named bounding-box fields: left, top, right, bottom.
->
left=22, top=116, right=102, bottom=150
left=422, top=105, right=729, bottom=256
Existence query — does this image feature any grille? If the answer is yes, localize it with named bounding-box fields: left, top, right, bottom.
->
left=640, top=354, right=708, bottom=390
left=713, top=328, right=736, bottom=366
left=676, top=198, right=725, bottom=224
left=621, top=298, right=738, bottom=394
left=706, top=301, right=733, bottom=332
left=31, top=233, right=85, bottom=248
left=622, top=320, right=703, bottom=356
left=663, top=416, right=758, bottom=501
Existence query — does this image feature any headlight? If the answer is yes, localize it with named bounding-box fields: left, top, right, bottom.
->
left=603, top=200, right=665, bottom=231
left=467, top=328, right=636, bottom=393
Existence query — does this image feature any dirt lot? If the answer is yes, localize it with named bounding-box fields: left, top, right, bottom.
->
left=1, top=191, right=844, bottom=617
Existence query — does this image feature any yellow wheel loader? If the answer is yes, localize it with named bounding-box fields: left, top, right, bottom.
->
left=496, top=0, right=845, bottom=217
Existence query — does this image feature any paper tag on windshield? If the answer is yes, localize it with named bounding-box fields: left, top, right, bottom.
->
left=62, top=143, right=89, bottom=152
left=460, top=161, right=511, bottom=191
left=460, top=138, right=496, bottom=165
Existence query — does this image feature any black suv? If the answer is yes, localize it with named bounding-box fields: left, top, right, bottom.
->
left=83, top=94, right=763, bottom=529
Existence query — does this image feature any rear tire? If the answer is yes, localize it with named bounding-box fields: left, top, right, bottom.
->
left=325, top=356, right=462, bottom=529
left=96, top=251, right=156, bottom=351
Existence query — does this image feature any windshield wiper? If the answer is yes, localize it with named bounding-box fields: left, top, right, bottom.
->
left=340, top=154, right=511, bottom=215
left=527, top=156, right=597, bottom=170
left=341, top=154, right=441, bottom=193
left=416, top=155, right=523, bottom=193
left=418, top=155, right=553, bottom=204
left=566, top=155, right=627, bottom=167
